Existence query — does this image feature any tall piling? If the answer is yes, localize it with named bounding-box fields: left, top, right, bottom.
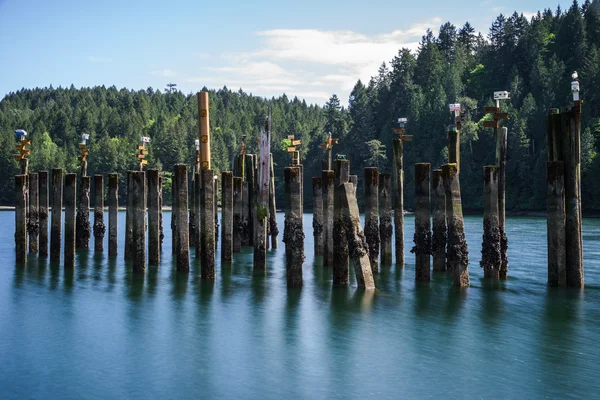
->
left=254, top=121, right=271, bottom=270
left=194, top=172, right=201, bottom=255
left=431, top=170, right=446, bottom=272
left=392, top=138, right=404, bottom=267
left=246, top=155, right=256, bottom=247
left=481, top=166, right=501, bottom=279
left=448, top=130, right=460, bottom=170
left=28, top=173, right=39, bottom=253
left=93, top=175, right=105, bottom=253
left=50, top=169, right=63, bottom=262
left=159, top=175, right=164, bottom=251
left=64, top=174, right=76, bottom=269
left=333, top=159, right=350, bottom=286
left=284, top=166, right=304, bottom=287
left=174, top=165, right=190, bottom=273
left=147, top=170, right=160, bottom=265
left=239, top=154, right=250, bottom=247
left=364, top=167, right=379, bottom=275
left=496, top=127, right=508, bottom=279
left=190, top=170, right=198, bottom=248
left=547, top=161, right=566, bottom=286
left=108, top=174, right=118, bottom=256
left=269, top=153, right=278, bottom=249
left=125, top=172, right=133, bottom=260
left=15, top=175, right=27, bottom=264
left=222, top=171, right=234, bottom=264
left=39, top=171, right=49, bottom=257
left=442, top=164, right=469, bottom=287
left=233, top=176, right=243, bottom=253
left=131, top=171, right=146, bottom=273
left=171, top=169, right=179, bottom=255
left=201, top=169, right=216, bottom=279
left=312, top=177, right=324, bottom=257
left=322, top=170, right=334, bottom=267
left=412, top=163, right=431, bottom=281
left=379, top=173, right=393, bottom=266
left=76, top=176, right=91, bottom=249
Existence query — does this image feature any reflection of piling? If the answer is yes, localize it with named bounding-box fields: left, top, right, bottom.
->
left=39, top=171, right=49, bottom=258
left=15, top=175, right=27, bottom=264
left=174, top=165, right=190, bottom=273
left=392, top=138, right=404, bottom=267
left=233, top=177, right=243, bottom=253
left=412, top=163, right=431, bottom=281
left=268, top=153, right=278, bottom=249
left=431, top=170, right=446, bottom=272
left=64, top=174, right=76, bottom=269
left=333, top=159, right=350, bottom=285
left=442, top=164, right=469, bottom=287
left=379, top=173, right=393, bottom=265
left=221, top=171, right=233, bottom=264
left=147, top=169, right=160, bottom=265
left=547, top=161, right=566, bottom=286
left=322, top=170, right=334, bottom=267
left=28, top=173, right=39, bottom=253
left=50, top=169, right=63, bottom=262
left=76, top=176, right=91, bottom=249
left=125, top=172, right=133, bottom=260
left=93, top=175, right=105, bottom=253
left=131, top=171, right=147, bottom=273
left=108, top=174, right=118, bottom=256
left=481, top=166, right=501, bottom=279
left=284, top=166, right=304, bottom=287
left=201, top=169, right=216, bottom=279
left=312, top=177, right=324, bottom=256
left=364, top=167, right=379, bottom=275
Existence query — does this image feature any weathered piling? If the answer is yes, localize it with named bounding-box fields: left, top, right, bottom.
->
left=412, top=163, right=431, bottom=281
left=340, top=182, right=376, bottom=289
left=159, top=175, right=164, bottom=250
left=254, top=122, right=271, bottom=270
left=333, top=159, right=350, bottom=285
left=233, top=177, right=243, bottom=253
left=364, top=168, right=379, bottom=275
left=239, top=154, right=250, bottom=247
left=431, top=170, right=446, bottom=272
left=15, top=175, right=27, bottom=264
left=189, top=169, right=198, bottom=248
left=284, top=166, right=304, bottom=287
left=64, top=174, right=76, bottom=269
left=496, top=127, right=508, bottom=279
left=214, top=176, right=219, bottom=246
left=448, top=130, right=460, bottom=171
left=392, top=138, right=404, bottom=267
left=125, top=172, right=133, bottom=260
left=108, top=174, right=118, bottom=256
left=200, top=169, right=216, bottom=279
left=312, top=177, right=324, bottom=257
left=76, top=176, right=91, bottom=249
left=39, top=171, right=49, bottom=257
left=442, top=164, right=469, bottom=287
left=27, top=173, right=39, bottom=253
left=379, top=173, right=393, bottom=265
left=547, top=161, right=566, bottom=286
left=147, top=170, right=160, bottom=265
left=222, top=171, right=233, bottom=264
left=194, top=172, right=201, bottom=255
left=171, top=170, right=179, bottom=255
left=349, top=175, right=358, bottom=193
left=50, top=169, right=63, bottom=262
left=322, top=170, right=334, bottom=267
left=131, top=171, right=146, bottom=273
left=93, top=175, right=105, bottom=253
left=246, top=155, right=255, bottom=247
left=174, top=165, right=190, bottom=273
left=481, top=166, right=501, bottom=279
left=268, top=153, right=278, bottom=249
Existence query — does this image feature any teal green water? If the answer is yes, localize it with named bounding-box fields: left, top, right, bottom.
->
left=1, top=212, right=599, bottom=399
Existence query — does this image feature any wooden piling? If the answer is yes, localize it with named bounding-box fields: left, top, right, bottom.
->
left=239, top=154, right=250, bottom=247
left=50, top=169, right=63, bottom=262
left=125, top=172, right=133, bottom=260
left=64, top=174, right=76, bottom=269
left=392, top=138, right=404, bottom=267
left=28, top=173, right=39, bottom=253
left=15, top=175, right=27, bottom=264
left=194, top=172, right=201, bottom=255
left=108, top=174, right=118, bottom=256
left=233, top=176, right=243, bottom=253
left=442, top=164, right=469, bottom=287
left=349, top=175, right=358, bottom=194
left=284, top=167, right=304, bottom=287
left=312, top=177, right=324, bottom=257
left=147, top=169, right=160, bottom=265
left=496, top=127, right=508, bottom=279
left=93, top=175, right=105, bottom=253
left=246, top=155, right=255, bottom=247
left=412, top=163, right=431, bottom=281
left=547, top=161, right=566, bottom=286
left=333, top=159, right=350, bottom=285
left=448, top=130, right=460, bottom=171
left=200, top=169, right=216, bottom=279
left=159, top=175, right=164, bottom=251
left=481, top=166, right=501, bottom=279
left=171, top=169, right=179, bottom=255
left=39, top=171, right=49, bottom=258
left=131, top=171, right=147, bottom=273
left=222, top=171, right=234, bottom=264
left=379, top=173, right=393, bottom=266
left=322, top=170, right=334, bottom=267
left=190, top=174, right=197, bottom=248
left=364, top=168, right=379, bottom=275
left=197, top=92, right=211, bottom=169
left=76, top=176, right=91, bottom=249
left=174, top=165, right=190, bottom=273
left=268, top=153, right=278, bottom=249
left=254, top=123, right=271, bottom=270
left=431, top=170, right=446, bottom=272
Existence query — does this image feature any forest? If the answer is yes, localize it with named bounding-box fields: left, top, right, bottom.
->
left=2, top=0, right=600, bottom=213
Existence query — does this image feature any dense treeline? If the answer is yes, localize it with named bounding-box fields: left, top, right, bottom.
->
left=2, top=0, right=600, bottom=212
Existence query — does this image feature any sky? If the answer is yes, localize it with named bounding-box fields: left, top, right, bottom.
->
left=0, top=0, right=568, bottom=106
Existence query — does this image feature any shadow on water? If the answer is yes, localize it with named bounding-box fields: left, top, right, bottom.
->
left=197, top=278, right=215, bottom=306
left=146, top=266, right=159, bottom=297
left=445, top=285, right=468, bottom=320
left=75, top=250, right=90, bottom=281
left=63, top=267, right=75, bottom=293
left=170, top=269, right=189, bottom=302
left=284, top=288, right=302, bottom=344
left=91, top=252, right=104, bottom=282
left=107, top=257, right=117, bottom=287
left=124, top=268, right=145, bottom=301
left=220, top=262, right=233, bottom=300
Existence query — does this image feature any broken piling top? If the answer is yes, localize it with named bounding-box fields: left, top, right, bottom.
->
left=197, top=91, right=211, bottom=170
left=320, top=132, right=339, bottom=170
left=392, top=117, right=412, bottom=142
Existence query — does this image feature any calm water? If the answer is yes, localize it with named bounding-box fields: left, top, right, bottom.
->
left=1, top=211, right=600, bottom=399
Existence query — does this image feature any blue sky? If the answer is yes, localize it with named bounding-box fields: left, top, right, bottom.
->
left=0, top=0, right=567, bottom=106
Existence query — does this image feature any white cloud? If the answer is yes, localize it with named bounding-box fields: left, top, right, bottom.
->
left=151, top=69, right=177, bottom=77
left=88, top=56, right=112, bottom=63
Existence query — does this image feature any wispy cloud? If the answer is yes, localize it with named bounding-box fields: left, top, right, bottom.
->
left=151, top=69, right=177, bottom=78
left=88, top=55, right=112, bottom=63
